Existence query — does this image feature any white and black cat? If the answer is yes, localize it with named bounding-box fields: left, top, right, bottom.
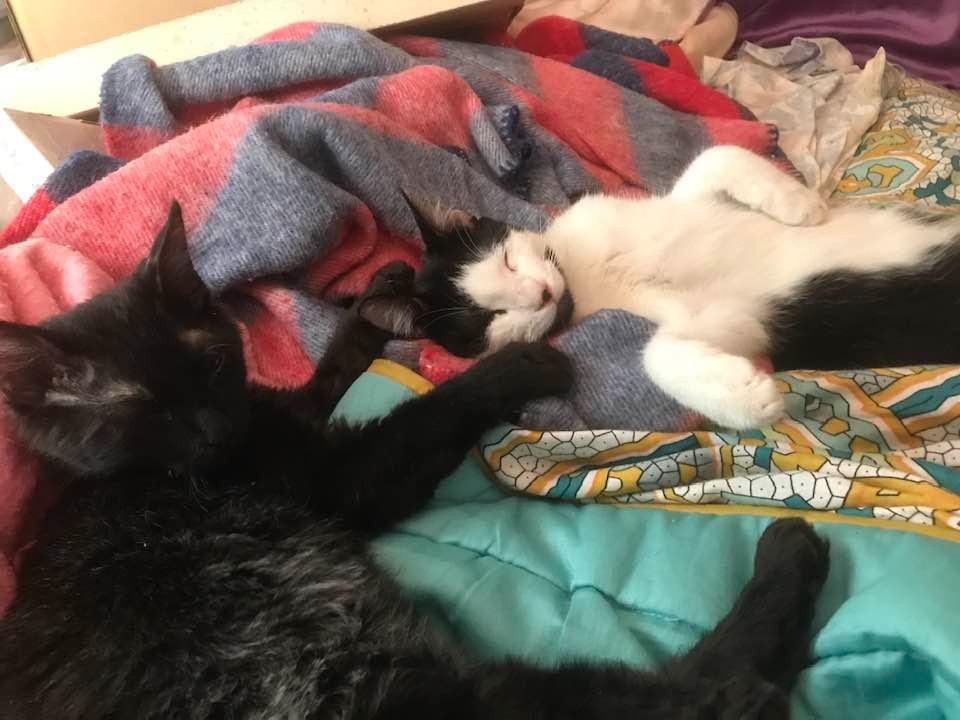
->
left=369, top=146, right=960, bottom=429
left=0, top=202, right=829, bottom=718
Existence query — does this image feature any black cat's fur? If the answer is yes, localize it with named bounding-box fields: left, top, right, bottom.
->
left=0, top=203, right=828, bottom=718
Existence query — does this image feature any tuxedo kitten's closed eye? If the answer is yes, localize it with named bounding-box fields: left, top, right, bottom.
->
left=0, top=203, right=248, bottom=477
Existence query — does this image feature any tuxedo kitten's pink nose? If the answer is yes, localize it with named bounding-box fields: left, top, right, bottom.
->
left=540, top=288, right=553, bottom=307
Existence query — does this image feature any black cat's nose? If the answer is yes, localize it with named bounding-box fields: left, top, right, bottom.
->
left=541, top=288, right=553, bottom=306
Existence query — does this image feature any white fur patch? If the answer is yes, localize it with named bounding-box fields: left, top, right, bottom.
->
left=45, top=365, right=148, bottom=407
left=178, top=328, right=215, bottom=347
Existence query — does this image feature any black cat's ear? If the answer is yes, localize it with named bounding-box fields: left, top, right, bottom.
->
left=0, top=321, right=67, bottom=404
left=357, top=294, right=427, bottom=338
left=147, top=202, right=209, bottom=315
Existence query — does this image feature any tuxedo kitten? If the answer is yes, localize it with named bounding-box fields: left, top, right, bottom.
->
left=371, top=146, right=960, bottom=429
left=0, top=203, right=828, bottom=719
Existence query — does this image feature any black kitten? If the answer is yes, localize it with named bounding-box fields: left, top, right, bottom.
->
left=0, top=203, right=828, bottom=719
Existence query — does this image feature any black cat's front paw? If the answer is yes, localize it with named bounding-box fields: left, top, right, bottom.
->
left=485, top=342, right=574, bottom=400
left=364, top=261, right=416, bottom=299
left=754, top=518, right=830, bottom=594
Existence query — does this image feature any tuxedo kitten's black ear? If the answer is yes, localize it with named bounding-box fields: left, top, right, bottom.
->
left=0, top=321, right=68, bottom=404
left=148, top=202, right=209, bottom=315
left=471, top=217, right=510, bottom=243
left=401, top=190, right=474, bottom=254
left=357, top=294, right=427, bottom=338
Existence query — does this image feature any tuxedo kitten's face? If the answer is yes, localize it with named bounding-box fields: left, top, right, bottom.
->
left=0, top=203, right=248, bottom=477
left=363, top=211, right=573, bottom=357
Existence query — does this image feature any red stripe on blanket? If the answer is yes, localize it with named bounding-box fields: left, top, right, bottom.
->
left=374, top=66, right=480, bottom=148
left=253, top=22, right=320, bottom=44
left=419, top=341, right=477, bottom=384
left=524, top=58, right=637, bottom=189
left=240, top=284, right=315, bottom=388
left=513, top=16, right=588, bottom=57
left=103, top=125, right=178, bottom=161
left=657, top=41, right=697, bottom=78
left=47, top=111, right=261, bottom=279
left=703, top=117, right=781, bottom=157
left=389, top=36, right=443, bottom=57
left=0, top=240, right=115, bottom=323
left=626, top=58, right=749, bottom=119
left=0, top=189, right=56, bottom=247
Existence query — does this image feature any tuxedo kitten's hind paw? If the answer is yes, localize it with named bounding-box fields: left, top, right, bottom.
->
left=691, top=353, right=784, bottom=430
left=751, top=183, right=827, bottom=227
left=644, top=336, right=786, bottom=430
left=718, top=359, right=784, bottom=429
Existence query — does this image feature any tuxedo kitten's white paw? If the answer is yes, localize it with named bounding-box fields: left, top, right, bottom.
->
left=702, top=355, right=785, bottom=430
left=756, top=184, right=827, bottom=227
left=645, top=335, right=786, bottom=430
left=771, top=187, right=828, bottom=226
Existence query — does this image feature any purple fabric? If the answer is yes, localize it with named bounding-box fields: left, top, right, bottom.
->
left=729, top=0, right=960, bottom=90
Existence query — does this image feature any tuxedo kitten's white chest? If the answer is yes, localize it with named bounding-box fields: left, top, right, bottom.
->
left=543, top=195, right=764, bottom=326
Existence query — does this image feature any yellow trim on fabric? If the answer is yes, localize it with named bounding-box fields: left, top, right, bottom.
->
left=904, top=405, right=960, bottom=434
left=846, top=476, right=960, bottom=509
left=768, top=420, right=821, bottom=448
left=587, top=467, right=611, bottom=497
left=604, top=501, right=960, bottom=544
left=887, top=454, right=924, bottom=476
left=368, top=359, right=433, bottom=395
left=487, top=430, right=545, bottom=468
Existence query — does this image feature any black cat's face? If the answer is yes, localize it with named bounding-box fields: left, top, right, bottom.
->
left=0, top=203, right=248, bottom=477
